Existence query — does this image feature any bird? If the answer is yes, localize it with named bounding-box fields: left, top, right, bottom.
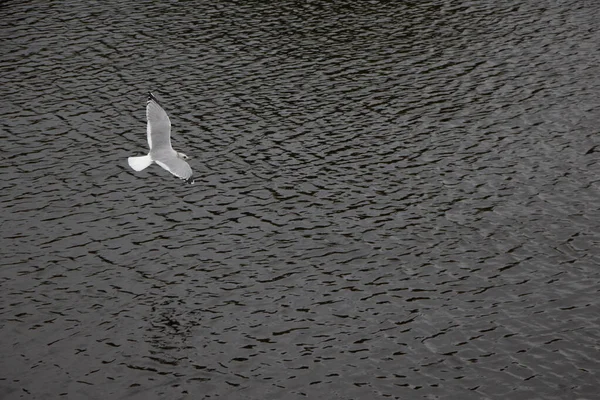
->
left=128, top=92, right=194, bottom=184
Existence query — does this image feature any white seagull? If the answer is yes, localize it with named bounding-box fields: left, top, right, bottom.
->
left=128, top=92, right=194, bottom=184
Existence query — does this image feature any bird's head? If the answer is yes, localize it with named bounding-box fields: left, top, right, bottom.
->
left=177, top=152, right=191, bottom=160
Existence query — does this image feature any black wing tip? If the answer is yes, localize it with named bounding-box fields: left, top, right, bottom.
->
left=147, top=91, right=161, bottom=105
left=185, top=177, right=195, bottom=185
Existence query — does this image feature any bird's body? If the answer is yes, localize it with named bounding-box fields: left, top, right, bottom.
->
left=128, top=92, right=194, bottom=184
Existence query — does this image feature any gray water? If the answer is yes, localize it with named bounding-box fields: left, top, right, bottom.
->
left=1, top=1, right=600, bottom=399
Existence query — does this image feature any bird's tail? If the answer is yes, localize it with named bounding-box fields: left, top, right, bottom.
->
left=128, top=155, right=153, bottom=171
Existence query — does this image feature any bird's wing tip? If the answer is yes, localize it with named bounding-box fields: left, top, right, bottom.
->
left=147, top=92, right=161, bottom=105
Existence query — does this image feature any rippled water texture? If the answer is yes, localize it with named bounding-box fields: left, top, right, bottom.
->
left=2, top=1, right=600, bottom=399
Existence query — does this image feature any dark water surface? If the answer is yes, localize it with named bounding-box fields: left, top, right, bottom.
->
left=2, top=1, right=600, bottom=399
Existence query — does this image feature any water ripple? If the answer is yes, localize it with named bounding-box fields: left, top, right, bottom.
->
left=2, top=0, right=600, bottom=399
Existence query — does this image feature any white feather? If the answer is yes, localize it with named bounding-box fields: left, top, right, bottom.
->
left=128, top=155, right=153, bottom=171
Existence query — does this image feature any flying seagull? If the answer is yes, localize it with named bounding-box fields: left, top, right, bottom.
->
left=128, top=92, right=194, bottom=184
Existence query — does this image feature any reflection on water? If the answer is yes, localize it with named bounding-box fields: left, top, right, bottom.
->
left=1, top=0, right=600, bottom=399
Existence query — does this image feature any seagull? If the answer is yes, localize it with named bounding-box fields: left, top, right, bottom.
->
left=128, top=92, right=194, bottom=184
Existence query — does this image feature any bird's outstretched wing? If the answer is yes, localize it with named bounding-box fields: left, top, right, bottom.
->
left=146, top=92, right=172, bottom=150
left=155, top=157, right=194, bottom=184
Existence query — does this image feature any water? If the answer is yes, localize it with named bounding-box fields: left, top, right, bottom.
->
left=1, top=1, right=599, bottom=399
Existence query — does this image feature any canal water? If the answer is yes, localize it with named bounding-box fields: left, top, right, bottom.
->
left=1, top=1, right=599, bottom=399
